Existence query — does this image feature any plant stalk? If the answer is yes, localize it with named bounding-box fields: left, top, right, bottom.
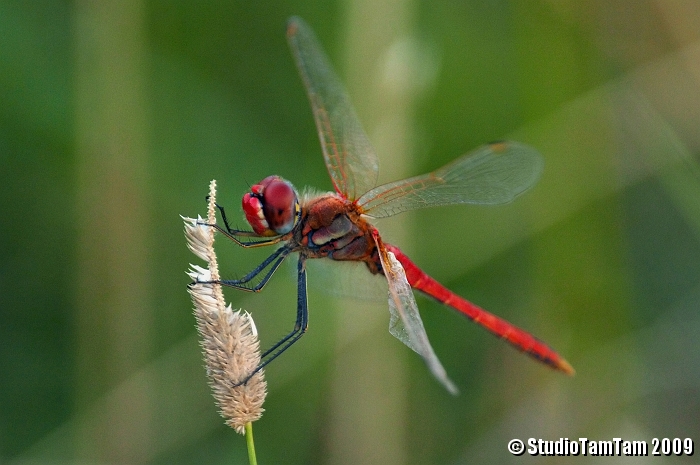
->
left=245, top=422, right=258, bottom=465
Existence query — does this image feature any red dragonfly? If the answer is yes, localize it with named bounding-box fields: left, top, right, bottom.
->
left=206, top=16, right=574, bottom=394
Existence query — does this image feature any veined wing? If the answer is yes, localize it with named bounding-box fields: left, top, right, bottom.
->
left=287, top=17, right=379, bottom=200
left=386, top=244, right=576, bottom=376
left=372, top=230, right=458, bottom=395
left=358, top=141, right=543, bottom=218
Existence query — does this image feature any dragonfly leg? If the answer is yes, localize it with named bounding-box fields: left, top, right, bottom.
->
left=233, top=254, right=309, bottom=387
left=199, top=199, right=282, bottom=248
left=196, top=245, right=292, bottom=292
left=210, top=199, right=235, bottom=233
left=212, top=201, right=262, bottom=239
left=212, top=223, right=284, bottom=248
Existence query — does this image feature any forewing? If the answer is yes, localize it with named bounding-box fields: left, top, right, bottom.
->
left=287, top=17, right=379, bottom=200
left=358, top=141, right=543, bottom=218
left=373, top=233, right=458, bottom=394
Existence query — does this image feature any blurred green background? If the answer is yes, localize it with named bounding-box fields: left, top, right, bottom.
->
left=2, top=1, right=700, bottom=464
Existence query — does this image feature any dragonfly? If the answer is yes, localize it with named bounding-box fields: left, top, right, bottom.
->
left=203, top=16, right=574, bottom=394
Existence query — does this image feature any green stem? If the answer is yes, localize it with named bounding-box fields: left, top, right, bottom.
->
left=245, top=422, right=258, bottom=465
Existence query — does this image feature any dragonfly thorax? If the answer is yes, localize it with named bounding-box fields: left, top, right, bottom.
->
left=242, top=175, right=300, bottom=236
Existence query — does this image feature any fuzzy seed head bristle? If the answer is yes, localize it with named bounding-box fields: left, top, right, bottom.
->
left=184, top=180, right=267, bottom=433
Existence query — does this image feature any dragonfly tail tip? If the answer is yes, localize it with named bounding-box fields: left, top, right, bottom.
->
left=557, top=358, right=576, bottom=376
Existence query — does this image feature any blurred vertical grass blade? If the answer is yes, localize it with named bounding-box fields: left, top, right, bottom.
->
left=325, top=0, right=427, bottom=463
left=73, top=0, right=153, bottom=462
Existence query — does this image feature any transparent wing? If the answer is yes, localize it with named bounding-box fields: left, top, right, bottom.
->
left=302, top=259, right=389, bottom=303
left=358, top=141, right=543, bottom=218
left=287, top=17, right=379, bottom=200
left=373, top=232, right=458, bottom=395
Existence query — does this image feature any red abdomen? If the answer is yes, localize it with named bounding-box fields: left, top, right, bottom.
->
left=386, top=245, right=574, bottom=375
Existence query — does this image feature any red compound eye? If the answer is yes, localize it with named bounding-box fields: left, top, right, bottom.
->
left=242, top=193, right=268, bottom=235
left=242, top=176, right=298, bottom=236
left=261, top=177, right=298, bottom=234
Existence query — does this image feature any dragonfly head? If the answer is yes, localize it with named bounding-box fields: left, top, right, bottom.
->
left=242, top=176, right=300, bottom=236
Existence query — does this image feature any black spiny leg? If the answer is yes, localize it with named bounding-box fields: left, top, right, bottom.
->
left=212, top=200, right=237, bottom=235
left=200, top=200, right=283, bottom=248
left=195, top=245, right=292, bottom=292
left=233, top=254, right=309, bottom=386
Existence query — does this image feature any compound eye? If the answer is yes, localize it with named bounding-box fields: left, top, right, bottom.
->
left=262, top=178, right=298, bottom=234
